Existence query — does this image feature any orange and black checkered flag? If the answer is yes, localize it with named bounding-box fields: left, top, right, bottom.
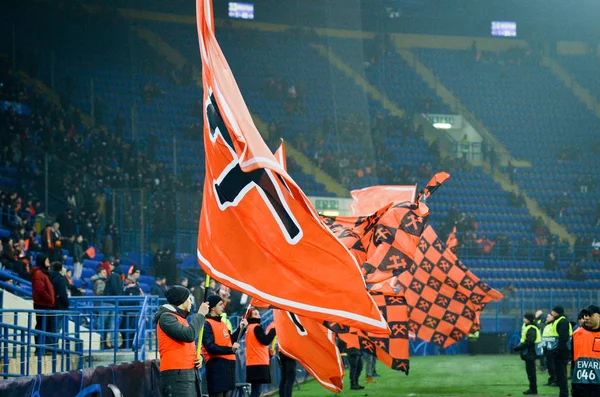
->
left=323, top=200, right=429, bottom=284
left=399, top=225, right=503, bottom=348
left=361, top=291, right=410, bottom=373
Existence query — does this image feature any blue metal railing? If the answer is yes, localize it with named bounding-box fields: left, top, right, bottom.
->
left=133, top=295, right=151, bottom=361
left=0, top=309, right=84, bottom=379
left=68, top=296, right=160, bottom=365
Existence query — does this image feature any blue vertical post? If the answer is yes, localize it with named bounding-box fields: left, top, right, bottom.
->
left=2, top=326, right=9, bottom=379
left=12, top=312, right=17, bottom=359
left=26, top=313, right=31, bottom=376
left=113, top=297, right=118, bottom=364
left=88, top=312, right=93, bottom=368
left=20, top=329, right=25, bottom=376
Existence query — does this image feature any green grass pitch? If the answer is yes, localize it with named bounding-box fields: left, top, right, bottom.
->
left=291, top=354, right=566, bottom=396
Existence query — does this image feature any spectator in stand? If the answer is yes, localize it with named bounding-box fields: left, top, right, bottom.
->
left=31, top=253, right=55, bottom=354
left=104, top=260, right=123, bottom=296
left=123, top=266, right=143, bottom=348
left=150, top=276, right=167, bottom=298
left=72, top=234, right=84, bottom=279
left=566, top=261, right=586, bottom=281
left=58, top=209, right=77, bottom=242
left=162, top=249, right=181, bottom=286
left=103, top=259, right=123, bottom=348
left=91, top=266, right=108, bottom=296
left=48, top=222, right=63, bottom=263
left=153, top=249, right=164, bottom=277
left=49, top=261, right=69, bottom=339
left=179, top=277, right=189, bottom=288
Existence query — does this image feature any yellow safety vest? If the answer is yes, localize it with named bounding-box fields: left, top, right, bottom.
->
left=546, top=316, right=573, bottom=351
left=521, top=324, right=542, bottom=344
left=548, top=316, right=573, bottom=337
left=521, top=323, right=543, bottom=356
left=542, top=323, right=556, bottom=350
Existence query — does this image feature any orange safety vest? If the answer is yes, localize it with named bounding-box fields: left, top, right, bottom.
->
left=203, top=318, right=236, bottom=362
left=157, top=313, right=197, bottom=372
left=572, top=327, right=600, bottom=384
left=246, top=323, right=270, bottom=367
left=339, top=333, right=360, bottom=350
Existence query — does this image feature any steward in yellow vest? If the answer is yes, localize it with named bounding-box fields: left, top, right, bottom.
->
left=514, top=313, right=541, bottom=395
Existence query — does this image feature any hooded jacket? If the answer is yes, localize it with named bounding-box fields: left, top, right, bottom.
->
left=90, top=274, right=107, bottom=296
left=31, top=266, right=55, bottom=308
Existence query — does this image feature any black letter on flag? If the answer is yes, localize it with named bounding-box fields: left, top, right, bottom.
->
left=206, top=90, right=301, bottom=243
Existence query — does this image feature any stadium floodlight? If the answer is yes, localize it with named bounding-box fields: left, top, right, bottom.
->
left=432, top=122, right=452, bottom=129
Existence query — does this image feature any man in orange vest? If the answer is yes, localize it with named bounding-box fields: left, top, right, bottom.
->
left=155, top=285, right=210, bottom=397
left=245, top=308, right=276, bottom=397
left=339, top=333, right=364, bottom=390
left=203, top=295, right=248, bottom=397
left=572, top=305, right=600, bottom=397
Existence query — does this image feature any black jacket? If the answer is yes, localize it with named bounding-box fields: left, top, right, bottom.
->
left=72, top=242, right=84, bottom=264
left=248, top=318, right=277, bottom=347
left=514, top=325, right=537, bottom=361
left=154, top=305, right=205, bottom=343
left=104, top=266, right=123, bottom=296
left=202, top=315, right=241, bottom=394
left=553, top=316, right=571, bottom=360
left=49, top=271, right=69, bottom=310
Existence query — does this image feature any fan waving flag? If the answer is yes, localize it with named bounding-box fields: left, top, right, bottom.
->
left=195, top=0, right=387, bottom=333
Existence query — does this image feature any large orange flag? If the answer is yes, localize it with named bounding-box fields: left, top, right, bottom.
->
left=399, top=225, right=503, bottom=348
left=195, top=0, right=386, bottom=333
left=351, top=185, right=417, bottom=216
left=274, top=310, right=345, bottom=393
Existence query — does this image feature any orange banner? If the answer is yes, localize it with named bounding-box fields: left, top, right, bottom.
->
left=195, top=0, right=387, bottom=334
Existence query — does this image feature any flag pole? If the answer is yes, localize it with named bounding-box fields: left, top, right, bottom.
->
left=196, top=273, right=212, bottom=358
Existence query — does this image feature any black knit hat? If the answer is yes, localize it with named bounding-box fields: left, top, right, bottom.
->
left=166, top=286, right=191, bottom=306
left=524, top=313, right=535, bottom=323
left=207, top=295, right=223, bottom=311
left=552, top=306, right=565, bottom=316
left=36, top=253, right=48, bottom=268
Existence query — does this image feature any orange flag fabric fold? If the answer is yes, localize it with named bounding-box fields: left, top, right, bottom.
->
left=274, top=310, right=344, bottom=393
left=351, top=185, right=417, bottom=216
